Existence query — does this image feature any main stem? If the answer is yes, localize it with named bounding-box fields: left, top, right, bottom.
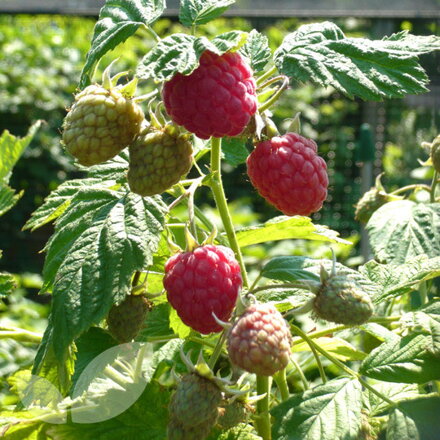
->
left=256, top=375, right=272, bottom=440
left=209, top=137, right=249, bottom=288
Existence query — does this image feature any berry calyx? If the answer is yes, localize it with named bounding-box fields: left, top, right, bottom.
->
left=313, top=274, right=374, bottom=325
left=106, top=294, right=150, bottom=343
left=162, top=51, right=257, bottom=139
left=62, top=82, right=144, bottom=166
left=127, top=124, right=193, bottom=196
left=227, top=303, right=292, bottom=376
left=246, top=132, right=328, bottom=216
left=164, top=245, right=242, bottom=334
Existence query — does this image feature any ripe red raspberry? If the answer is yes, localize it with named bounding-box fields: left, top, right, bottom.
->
left=162, top=51, right=257, bottom=139
left=246, top=133, right=328, bottom=216
left=227, top=303, right=292, bottom=376
left=163, top=245, right=242, bottom=334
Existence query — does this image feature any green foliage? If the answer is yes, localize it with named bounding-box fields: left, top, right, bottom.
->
left=366, top=200, right=440, bottom=263
left=239, top=29, right=272, bottom=72
left=179, top=0, right=236, bottom=27
left=274, top=22, right=440, bottom=100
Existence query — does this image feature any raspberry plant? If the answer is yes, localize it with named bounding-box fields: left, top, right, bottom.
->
left=2, top=1, right=440, bottom=439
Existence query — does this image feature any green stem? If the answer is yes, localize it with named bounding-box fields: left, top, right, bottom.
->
left=256, top=65, right=278, bottom=85
left=258, top=76, right=289, bottom=113
left=430, top=170, right=438, bottom=203
left=290, top=324, right=396, bottom=406
left=273, top=369, right=290, bottom=401
left=134, top=344, right=148, bottom=381
left=390, top=184, right=431, bottom=195
left=144, top=24, right=160, bottom=42
left=290, top=324, right=327, bottom=383
left=255, top=375, right=272, bottom=440
left=419, top=281, right=428, bottom=305
left=0, top=327, right=42, bottom=343
left=289, top=355, right=309, bottom=390
left=208, top=330, right=228, bottom=369
left=209, top=137, right=249, bottom=288
left=257, top=75, right=287, bottom=91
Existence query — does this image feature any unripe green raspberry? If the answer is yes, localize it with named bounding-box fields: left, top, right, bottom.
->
left=354, top=188, right=390, bottom=223
left=227, top=303, right=292, bottom=376
left=62, top=84, right=144, bottom=166
left=106, top=294, right=150, bottom=343
left=313, top=275, right=373, bottom=325
left=127, top=125, right=193, bottom=196
left=167, top=412, right=218, bottom=440
left=430, top=134, right=440, bottom=173
left=217, top=400, right=250, bottom=430
left=169, top=373, right=222, bottom=429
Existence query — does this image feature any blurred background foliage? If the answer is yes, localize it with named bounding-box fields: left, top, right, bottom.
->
left=0, top=14, right=438, bottom=401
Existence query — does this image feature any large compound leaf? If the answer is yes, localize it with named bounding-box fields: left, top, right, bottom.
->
left=233, top=216, right=351, bottom=248
left=274, top=22, right=440, bottom=100
left=387, top=396, right=440, bottom=440
left=366, top=201, right=440, bottom=264
left=272, top=377, right=363, bottom=440
left=79, top=0, right=166, bottom=88
left=360, top=333, right=440, bottom=383
left=179, top=0, right=235, bottom=27
left=34, top=187, right=166, bottom=380
left=359, top=256, right=440, bottom=304
left=239, top=29, right=271, bottom=72
left=0, top=185, right=22, bottom=217
left=137, top=31, right=246, bottom=81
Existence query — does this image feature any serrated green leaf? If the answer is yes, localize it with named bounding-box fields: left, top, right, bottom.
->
left=85, top=152, right=130, bottom=181
left=364, top=382, right=420, bottom=417
left=400, top=301, right=440, bottom=357
left=274, top=22, right=440, bottom=100
left=387, top=396, right=440, bottom=440
left=240, top=29, right=271, bottom=72
left=366, top=201, right=440, bottom=264
left=137, top=31, right=247, bottom=82
left=272, top=377, right=363, bottom=440
left=0, top=272, right=16, bottom=297
left=0, top=184, right=23, bottom=217
left=222, top=137, right=249, bottom=166
left=179, top=0, right=235, bottom=27
left=138, top=303, right=172, bottom=340
left=233, top=216, right=351, bottom=248
left=360, top=333, right=440, bottom=383
left=79, top=0, right=166, bottom=88
left=359, top=256, right=440, bottom=304
left=169, top=308, right=191, bottom=339
left=23, top=178, right=116, bottom=232
left=293, top=337, right=367, bottom=361
left=0, top=121, right=41, bottom=183
left=34, top=188, right=166, bottom=382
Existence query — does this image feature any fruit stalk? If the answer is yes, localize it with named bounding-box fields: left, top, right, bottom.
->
left=430, top=170, right=438, bottom=203
left=209, top=137, right=249, bottom=288
left=255, top=375, right=272, bottom=440
left=274, top=369, right=290, bottom=401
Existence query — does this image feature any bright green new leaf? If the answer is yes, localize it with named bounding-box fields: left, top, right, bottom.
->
left=179, top=0, right=235, bottom=27
left=366, top=201, right=440, bottom=264
left=0, top=185, right=22, bottom=217
left=79, top=0, right=166, bottom=88
left=359, top=256, right=440, bottom=304
left=169, top=307, right=191, bottom=339
left=275, top=22, right=440, bottom=100
left=0, top=121, right=41, bottom=183
left=137, top=31, right=247, bottom=81
left=0, top=272, right=16, bottom=297
left=272, top=377, right=363, bottom=440
left=293, top=337, right=367, bottom=361
left=234, top=216, right=351, bottom=247
left=240, top=29, right=272, bottom=72
left=360, top=333, right=440, bottom=383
